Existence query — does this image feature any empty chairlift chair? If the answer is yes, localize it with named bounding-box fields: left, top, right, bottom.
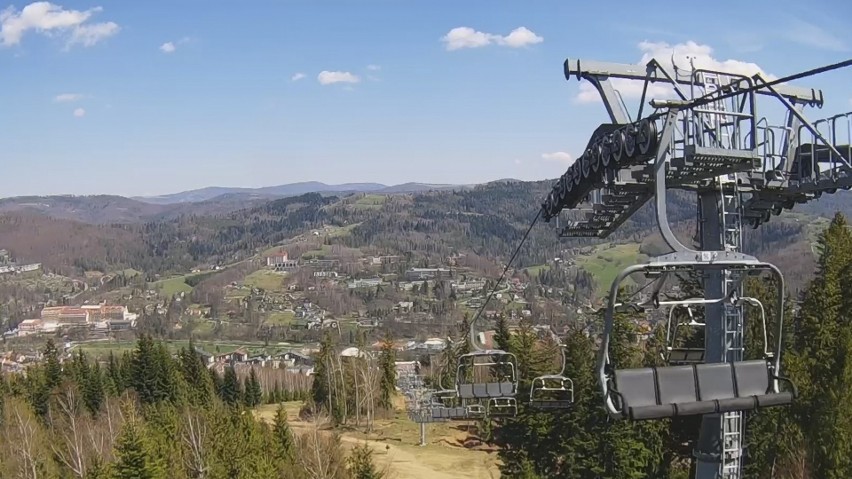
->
left=598, top=258, right=797, bottom=421
left=663, top=304, right=706, bottom=365
left=458, top=298, right=520, bottom=418
left=428, top=388, right=469, bottom=421
left=456, top=351, right=519, bottom=399
left=529, top=345, right=575, bottom=410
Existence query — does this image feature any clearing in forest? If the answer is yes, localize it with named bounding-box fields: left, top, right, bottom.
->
left=255, top=402, right=502, bottom=479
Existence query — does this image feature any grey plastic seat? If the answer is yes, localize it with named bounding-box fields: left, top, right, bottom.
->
left=613, top=368, right=672, bottom=419
left=612, top=361, right=794, bottom=420
left=657, top=365, right=715, bottom=416
left=486, top=383, right=502, bottom=397
left=733, top=360, right=793, bottom=408
left=457, top=384, right=474, bottom=399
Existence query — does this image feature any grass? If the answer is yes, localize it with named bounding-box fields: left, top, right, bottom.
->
left=77, top=338, right=313, bottom=359
left=353, top=194, right=387, bottom=209
left=301, top=244, right=333, bottom=259
left=152, top=275, right=194, bottom=296
left=243, top=269, right=286, bottom=292
left=266, top=311, right=296, bottom=326
left=327, top=223, right=361, bottom=238
left=523, top=264, right=550, bottom=276
left=254, top=402, right=501, bottom=479
left=575, top=243, right=647, bottom=294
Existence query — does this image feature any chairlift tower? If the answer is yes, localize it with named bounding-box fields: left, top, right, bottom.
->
left=541, top=56, right=852, bottom=478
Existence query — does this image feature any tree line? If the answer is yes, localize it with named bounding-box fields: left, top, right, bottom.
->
left=0, top=335, right=385, bottom=479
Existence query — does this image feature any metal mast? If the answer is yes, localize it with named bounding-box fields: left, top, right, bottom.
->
left=540, top=55, right=851, bottom=479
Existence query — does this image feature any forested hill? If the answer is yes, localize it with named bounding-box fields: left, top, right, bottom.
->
left=0, top=181, right=848, bottom=286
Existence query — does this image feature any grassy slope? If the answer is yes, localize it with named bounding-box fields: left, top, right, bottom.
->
left=575, top=243, right=648, bottom=294
left=254, top=401, right=501, bottom=479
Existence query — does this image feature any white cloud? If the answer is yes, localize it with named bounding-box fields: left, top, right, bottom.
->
left=366, top=64, right=380, bottom=71
left=317, top=70, right=360, bottom=85
left=0, top=2, right=119, bottom=48
left=54, top=92, right=82, bottom=102
left=441, top=26, right=543, bottom=51
left=67, top=20, right=118, bottom=47
left=291, top=72, right=305, bottom=81
left=574, top=40, right=776, bottom=104
left=160, top=41, right=175, bottom=53
left=542, top=152, right=574, bottom=165
left=786, top=18, right=847, bottom=52
left=72, top=107, right=85, bottom=117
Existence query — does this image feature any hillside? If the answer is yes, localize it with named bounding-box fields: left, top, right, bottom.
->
left=0, top=181, right=847, bottom=291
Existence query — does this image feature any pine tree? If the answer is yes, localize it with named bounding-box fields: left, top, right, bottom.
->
left=43, top=338, right=62, bottom=390
left=494, top=315, right=511, bottom=352
left=272, top=404, right=295, bottom=461
left=220, top=366, right=242, bottom=406
left=310, top=331, right=334, bottom=411
left=347, top=443, right=385, bottom=479
left=112, top=415, right=164, bottom=479
left=244, top=367, right=263, bottom=408
left=378, top=334, right=396, bottom=410
left=786, top=213, right=852, bottom=477
left=178, top=341, right=214, bottom=408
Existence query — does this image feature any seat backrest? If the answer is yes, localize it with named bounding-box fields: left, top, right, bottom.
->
left=695, top=362, right=735, bottom=401
left=458, top=383, right=474, bottom=399
left=614, top=368, right=658, bottom=408
left=656, top=365, right=698, bottom=404
left=500, top=382, right=515, bottom=396
left=486, top=382, right=502, bottom=397
left=473, top=383, right=488, bottom=398
left=734, top=360, right=771, bottom=397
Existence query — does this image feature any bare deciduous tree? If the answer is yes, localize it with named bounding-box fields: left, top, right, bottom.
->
left=50, top=386, right=88, bottom=478
left=181, top=409, right=209, bottom=479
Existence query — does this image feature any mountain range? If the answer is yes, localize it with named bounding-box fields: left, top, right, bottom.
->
left=131, top=181, right=467, bottom=205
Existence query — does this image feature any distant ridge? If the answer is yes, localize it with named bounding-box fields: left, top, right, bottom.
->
left=133, top=181, right=465, bottom=204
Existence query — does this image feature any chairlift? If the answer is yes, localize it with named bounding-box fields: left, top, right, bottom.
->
left=598, top=255, right=796, bottom=421
left=488, top=397, right=518, bottom=417
left=662, top=296, right=771, bottom=365
left=529, top=345, right=575, bottom=410
left=454, top=310, right=520, bottom=417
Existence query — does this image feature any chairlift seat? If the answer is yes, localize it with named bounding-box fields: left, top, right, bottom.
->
left=667, top=348, right=706, bottom=364
left=611, top=360, right=794, bottom=420
left=488, top=398, right=517, bottom=417
left=530, top=400, right=574, bottom=410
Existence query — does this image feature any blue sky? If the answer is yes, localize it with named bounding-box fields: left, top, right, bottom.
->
left=1, top=0, right=851, bottom=197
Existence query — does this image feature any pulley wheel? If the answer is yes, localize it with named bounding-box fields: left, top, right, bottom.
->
left=611, top=131, right=624, bottom=165
left=587, top=149, right=599, bottom=173
left=581, top=154, right=591, bottom=179
left=624, top=126, right=637, bottom=158
left=637, top=119, right=656, bottom=156
left=594, top=141, right=607, bottom=168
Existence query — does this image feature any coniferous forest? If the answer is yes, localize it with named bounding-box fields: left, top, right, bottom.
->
left=0, top=334, right=392, bottom=479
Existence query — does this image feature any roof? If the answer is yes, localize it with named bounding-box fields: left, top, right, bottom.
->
left=101, top=305, right=126, bottom=313
left=59, top=307, right=87, bottom=316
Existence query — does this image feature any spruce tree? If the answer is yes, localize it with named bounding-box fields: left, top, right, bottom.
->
left=494, top=315, right=512, bottom=352
left=221, top=366, right=242, bottom=406
left=347, top=443, right=384, bottom=479
left=378, top=334, right=396, bottom=410
left=43, top=338, right=62, bottom=390
left=113, top=416, right=163, bottom=479
left=272, top=404, right=295, bottom=462
left=786, top=213, right=852, bottom=477
left=244, top=367, right=263, bottom=408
